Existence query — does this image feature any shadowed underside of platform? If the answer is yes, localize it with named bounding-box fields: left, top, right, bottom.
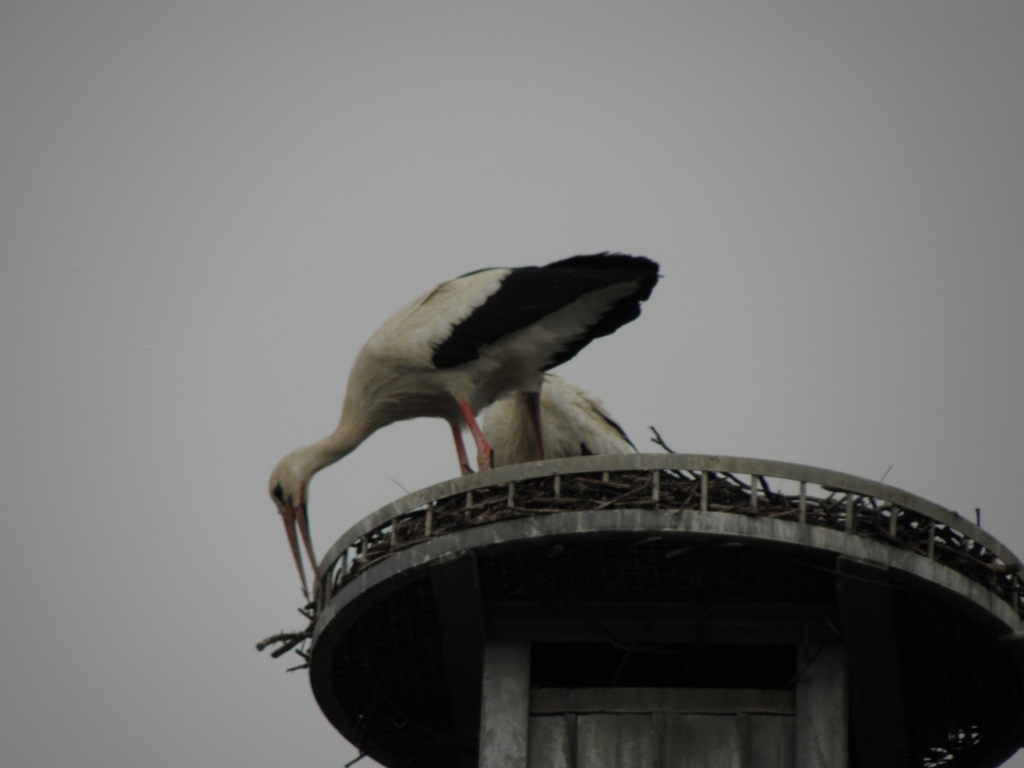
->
left=311, top=527, right=1023, bottom=767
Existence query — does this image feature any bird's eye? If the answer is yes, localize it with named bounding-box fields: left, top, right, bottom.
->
left=272, top=483, right=285, bottom=502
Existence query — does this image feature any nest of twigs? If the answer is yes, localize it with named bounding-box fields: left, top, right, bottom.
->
left=337, top=466, right=1021, bottom=614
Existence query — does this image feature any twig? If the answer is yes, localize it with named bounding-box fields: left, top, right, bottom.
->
left=648, top=426, right=676, bottom=453
left=256, top=630, right=311, bottom=658
left=256, top=631, right=306, bottom=651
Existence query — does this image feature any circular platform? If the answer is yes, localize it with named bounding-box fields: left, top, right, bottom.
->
left=308, top=455, right=1024, bottom=768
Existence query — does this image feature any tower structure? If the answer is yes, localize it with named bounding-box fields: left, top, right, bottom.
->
left=307, top=455, right=1024, bottom=767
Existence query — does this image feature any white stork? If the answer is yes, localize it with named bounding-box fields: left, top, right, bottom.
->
left=269, top=253, right=659, bottom=594
left=481, top=373, right=637, bottom=466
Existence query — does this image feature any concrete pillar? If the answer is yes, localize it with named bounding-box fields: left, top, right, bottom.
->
left=795, top=643, right=847, bottom=768
left=480, top=641, right=531, bottom=768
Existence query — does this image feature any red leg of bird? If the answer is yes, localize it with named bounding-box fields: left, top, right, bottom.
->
left=458, top=400, right=493, bottom=472
left=450, top=420, right=473, bottom=475
left=282, top=508, right=310, bottom=598
left=522, top=391, right=546, bottom=460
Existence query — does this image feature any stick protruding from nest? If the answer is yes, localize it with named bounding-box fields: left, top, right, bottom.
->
left=256, top=630, right=310, bottom=658
left=649, top=425, right=676, bottom=454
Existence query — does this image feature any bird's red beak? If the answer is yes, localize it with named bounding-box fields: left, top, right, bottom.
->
left=281, top=490, right=317, bottom=598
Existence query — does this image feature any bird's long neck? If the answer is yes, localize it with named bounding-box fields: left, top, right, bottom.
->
left=291, top=409, right=372, bottom=482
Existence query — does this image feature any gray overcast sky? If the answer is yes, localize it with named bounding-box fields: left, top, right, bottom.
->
left=2, top=2, right=1022, bottom=766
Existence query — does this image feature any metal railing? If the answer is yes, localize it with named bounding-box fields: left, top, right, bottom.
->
left=315, top=454, right=1023, bottom=614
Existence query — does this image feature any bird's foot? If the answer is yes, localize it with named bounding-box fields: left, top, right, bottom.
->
left=477, top=448, right=493, bottom=472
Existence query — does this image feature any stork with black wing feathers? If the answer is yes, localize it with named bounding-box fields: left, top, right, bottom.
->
left=269, top=253, right=659, bottom=594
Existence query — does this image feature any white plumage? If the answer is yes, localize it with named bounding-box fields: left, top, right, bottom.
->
left=481, top=373, right=637, bottom=466
left=268, top=253, right=659, bottom=594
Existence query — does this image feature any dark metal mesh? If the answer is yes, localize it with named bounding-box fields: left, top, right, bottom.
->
left=329, top=578, right=460, bottom=767
left=530, top=642, right=797, bottom=689
left=894, top=590, right=1022, bottom=767
left=476, top=537, right=837, bottom=605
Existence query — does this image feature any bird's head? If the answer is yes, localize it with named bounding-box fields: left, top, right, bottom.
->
left=269, top=456, right=318, bottom=598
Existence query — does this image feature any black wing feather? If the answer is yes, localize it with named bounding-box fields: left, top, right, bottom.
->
left=595, top=411, right=638, bottom=451
left=432, top=253, right=659, bottom=369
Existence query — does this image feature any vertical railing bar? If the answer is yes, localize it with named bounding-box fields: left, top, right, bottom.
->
left=554, top=474, right=561, bottom=499
left=602, top=471, right=610, bottom=483
left=390, top=519, right=397, bottom=546
left=799, top=481, right=807, bottom=524
left=507, top=481, right=516, bottom=508
left=750, top=474, right=758, bottom=512
left=928, top=521, right=936, bottom=559
left=466, top=490, right=473, bottom=509
left=845, top=494, right=854, bottom=532
left=889, top=504, right=897, bottom=538
left=317, top=569, right=330, bottom=612
left=425, top=506, right=433, bottom=537
left=701, top=470, right=709, bottom=513
left=652, top=470, right=660, bottom=502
